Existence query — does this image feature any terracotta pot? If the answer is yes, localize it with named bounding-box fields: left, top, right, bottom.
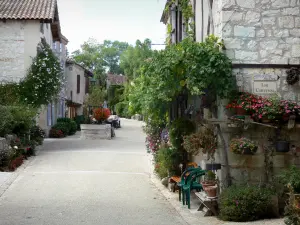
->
left=201, top=181, right=216, bottom=189
left=205, top=185, right=217, bottom=198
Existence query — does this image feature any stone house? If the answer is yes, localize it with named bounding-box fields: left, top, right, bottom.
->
left=161, top=0, right=300, bottom=185
left=65, top=59, right=93, bottom=119
left=0, top=0, right=68, bottom=135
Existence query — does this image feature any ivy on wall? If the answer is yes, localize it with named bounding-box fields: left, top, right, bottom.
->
left=165, top=0, right=195, bottom=41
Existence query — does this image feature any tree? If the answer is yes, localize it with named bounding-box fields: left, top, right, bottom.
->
left=120, top=39, right=153, bottom=80
left=85, top=86, right=107, bottom=107
left=72, top=39, right=129, bottom=85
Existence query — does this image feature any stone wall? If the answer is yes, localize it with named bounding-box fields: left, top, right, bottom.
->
left=221, top=0, right=300, bottom=64
left=0, top=21, right=25, bottom=82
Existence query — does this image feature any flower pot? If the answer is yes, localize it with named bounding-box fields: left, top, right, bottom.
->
left=241, top=147, right=255, bottom=155
left=275, top=141, right=290, bottom=152
left=206, top=163, right=221, bottom=171
left=201, top=181, right=216, bottom=189
left=236, top=107, right=246, bottom=116
left=204, top=185, right=217, bottom=198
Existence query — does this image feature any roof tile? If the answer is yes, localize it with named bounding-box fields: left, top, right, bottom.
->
left=0, top=0, right=56, bottom=20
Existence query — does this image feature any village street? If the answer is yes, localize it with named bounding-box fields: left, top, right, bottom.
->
left=0, top=119, right=187, bottom=225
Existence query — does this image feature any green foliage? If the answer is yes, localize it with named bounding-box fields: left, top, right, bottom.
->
left=49, top=128, right=64, bottom=138
left=72, top=39, right=129, bottom=83
left=219, top=185, right=274, bottom=222
left=30, top=125, right=46, bottom=145
left=19, top=38, right=63, bottom=107
left=169, top=118, right=196, bottom=150
left=56, top=118, right=77, bottom=135
left=0, top=83, right=20, bottom=105
left=154, top=145, right=182, bottom=178
left=0, top=105, right=37, bottom=137
left=120, top=39, right=153, bottom=80
left=0, top=106, right=14, bottom=137
left=165, top=0, right=195, bottom=39
left=278, top=166, right=300, bottom=194
left=128, top=36, right=233, bottom=123
left=52, top=122, right=69, bottom=137
left=85, top=86, right=107, bottom=107
left=115, top=101, right=130, bottom=118
left=107, top=85, right=125, bottom=109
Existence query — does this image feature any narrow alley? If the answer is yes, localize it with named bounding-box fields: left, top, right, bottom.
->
left=0, top=119, right=187, bottom=225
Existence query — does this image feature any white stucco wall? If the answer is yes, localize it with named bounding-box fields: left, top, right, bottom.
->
left=66, top=64, right=87, bottom=105
left=0, top=20, right=53, bottom=83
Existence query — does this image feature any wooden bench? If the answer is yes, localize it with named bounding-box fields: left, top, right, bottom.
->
left=195, top=191, right=218, bottom=216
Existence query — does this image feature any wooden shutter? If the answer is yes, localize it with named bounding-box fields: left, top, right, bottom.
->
left=77, top=75, right=80, bottom=93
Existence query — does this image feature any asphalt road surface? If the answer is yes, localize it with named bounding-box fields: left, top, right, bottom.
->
left=0, top=119, right=187, bottom=225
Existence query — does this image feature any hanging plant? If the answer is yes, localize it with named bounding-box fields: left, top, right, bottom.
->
left=182, top=127, right=217, bottom=159
left=286, top=67, right=300, bottom=85
left=230, top=137, right=258, bottom=155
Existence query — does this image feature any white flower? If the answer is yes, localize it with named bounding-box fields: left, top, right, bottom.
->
left=14, top=146, right=18, bottom=149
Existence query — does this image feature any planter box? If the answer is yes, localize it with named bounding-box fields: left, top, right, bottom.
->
left=80, top=124, right=113, bottom=140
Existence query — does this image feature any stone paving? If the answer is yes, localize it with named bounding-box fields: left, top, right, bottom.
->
left=0, top=119, right=286, bottom=225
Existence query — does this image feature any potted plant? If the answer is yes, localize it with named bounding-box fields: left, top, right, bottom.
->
left=230, top=137, right=258, bottom=155
left=202, top=170, right=217, bottom=198
left=182, top=127, right=217, bottom=160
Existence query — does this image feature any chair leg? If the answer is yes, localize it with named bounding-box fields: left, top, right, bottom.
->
left=182, top=190, right=185, bottom=205
left=187, top=190, right=191, bottom=209
left=179, top=188, right=181, bottom=201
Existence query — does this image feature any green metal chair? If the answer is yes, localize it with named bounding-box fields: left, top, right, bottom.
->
left=182, top=169, right=206, bottom=209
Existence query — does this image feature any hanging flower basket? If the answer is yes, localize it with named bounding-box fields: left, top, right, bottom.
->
left=230, top=137, right=258, bottom=155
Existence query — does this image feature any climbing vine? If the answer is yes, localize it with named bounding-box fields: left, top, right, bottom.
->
left=165, top=0, right=195, bottom=40
left=128, top=35, right=233, bottom=121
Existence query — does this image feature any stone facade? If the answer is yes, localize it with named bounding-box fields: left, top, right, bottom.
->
left=0, top=21, right=26, bottom=82
left=219, top=0, right=300, bottom=64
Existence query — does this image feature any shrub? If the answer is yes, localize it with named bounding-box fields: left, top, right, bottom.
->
left=154, top=145, right=182, bottom=178
left=93, top=108, right=111, bottom=122
left=169, top=118, right=196, bottom=149
left=30, top=125, right=46, bottom=145
left=277, top=166, right=300, bottom=194
left=49, top=128, right=64, bottom=138
left=57, top=118, right=77, bottom=135
left=219, top=184, right=273, bottom=222
left=52, top=123, right=69, bottom=136
left=0, top=106, right=14, bottom=137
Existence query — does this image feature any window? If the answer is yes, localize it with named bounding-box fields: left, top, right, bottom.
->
left=60, top=43, right=63, bottom=52
left=40, top=23, right=44, bottom=34
left=77, top=75, right=80, bottom=93
left=85, top=77, right=89, bottom=94
left=70, top=91, right=73, bottom=101
left=53, top=42, right=56, bottom=50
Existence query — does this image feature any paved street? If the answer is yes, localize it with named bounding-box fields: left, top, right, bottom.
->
left=0, top=119, right=187, bottom=225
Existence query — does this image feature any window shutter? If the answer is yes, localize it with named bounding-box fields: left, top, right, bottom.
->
left=77, top=75, right=80, bottom=93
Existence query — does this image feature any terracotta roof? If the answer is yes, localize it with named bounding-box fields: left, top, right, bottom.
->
left=107, top=73, right=127, bottom=85
left=0, top=0, right=56, bottom=21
